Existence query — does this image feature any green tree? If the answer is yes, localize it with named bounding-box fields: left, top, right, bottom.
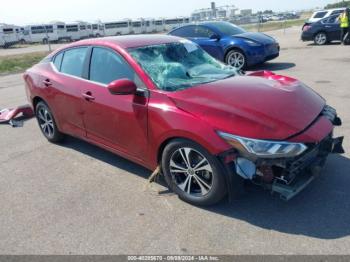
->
left=325, top=1, right=350, bottom=9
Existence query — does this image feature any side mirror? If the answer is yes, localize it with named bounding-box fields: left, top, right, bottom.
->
left=107, top=79, right=137, bottom=95
left=210, top=34, right=221, bottom=40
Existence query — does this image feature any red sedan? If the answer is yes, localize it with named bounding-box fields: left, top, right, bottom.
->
left=23, top=35, right=344, bottom=205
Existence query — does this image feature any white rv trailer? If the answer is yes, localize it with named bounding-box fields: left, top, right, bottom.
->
left=20, top=22, right=67, bottom=44
left=144, top=19, right=156, bottom=33
left=104, top=20, right=131, bottom=36
left=86, top=23, right=94, bottom=38
left=131, top=19, right=146, bottom=34
left=77, top=21, right=90, bottom=39
left=91, top=22, right=105, bottom=37
left=154, top=19, right=165, bottom=32
left=0, top=24, right=19, bottom=47
left=164, top=18, right=187, bottom=32
left=65, top=21, right=89, bottom=41
left=65, top=23, right=80, bottom=41
left=14, top=26, right=24, bottom=43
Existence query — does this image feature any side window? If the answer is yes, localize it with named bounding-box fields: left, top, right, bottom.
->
left=53, top=52, right=64, bottom=71
left=314, top=11, right=328, bottom=19
left=328, top=16, right=337, bottom=24
left=330, top=10, right=343, bottom=16
left=170, top=26, right=196, bottom=37
left=60, top=47, right=88, bottom=77
left=89, top=47, right=136, bottom=85
left=194, top=26, right=215, bottom=38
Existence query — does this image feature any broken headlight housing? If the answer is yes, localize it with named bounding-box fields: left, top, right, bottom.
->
left=217, top=131, right=307, bottom=158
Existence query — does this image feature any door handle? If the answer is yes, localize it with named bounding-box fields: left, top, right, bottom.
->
left=82, top=92, right=95, bottom=101
left=42, top=79, right=52, bottom=86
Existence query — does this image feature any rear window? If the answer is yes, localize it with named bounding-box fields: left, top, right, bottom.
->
left=53, top=52, right=64, bottom=70
left=313, top=11, right=328, bottom=18
left=322, top=15, right=339, bottom=24
left=170, top=26, right=196, bottom=37
left=60, top=47, right=88, bottom=77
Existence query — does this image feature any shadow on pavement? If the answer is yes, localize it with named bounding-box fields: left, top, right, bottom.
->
left=60, top=136, right=350, bottom=240
left=250, top=62, right=296, bottom=71
left=59, top=136, right=151, bottom=178
left=307, top=42, right=342, bottom=46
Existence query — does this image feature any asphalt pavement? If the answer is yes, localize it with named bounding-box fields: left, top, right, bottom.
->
left=0, top=26, right=350, bottom=254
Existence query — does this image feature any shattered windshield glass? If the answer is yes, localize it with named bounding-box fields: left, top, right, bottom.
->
left=128, top=40, right=237, bottom=91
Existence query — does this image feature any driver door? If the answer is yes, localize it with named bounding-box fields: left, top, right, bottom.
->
left=191, top=26, right=223, bottom=60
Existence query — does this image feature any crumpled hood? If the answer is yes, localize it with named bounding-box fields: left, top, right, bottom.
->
left=167, top=71, right=325, bottom=140
left=235, top=32, right=276, bottom=44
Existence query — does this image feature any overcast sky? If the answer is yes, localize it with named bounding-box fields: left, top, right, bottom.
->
left=1, top=0, right=336, bottom=25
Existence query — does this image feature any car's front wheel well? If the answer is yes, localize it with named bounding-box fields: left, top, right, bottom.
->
left=157, top=137, right=182, bottom=165
left=32, top=96, right=45, bottom=112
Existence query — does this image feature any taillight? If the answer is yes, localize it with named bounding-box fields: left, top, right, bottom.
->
left=303, top=25, right=311, bottom=32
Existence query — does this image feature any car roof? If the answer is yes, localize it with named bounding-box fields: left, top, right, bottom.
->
left=176, top=21, right=233, bottom=27
left=66, top=34, right=183, bottom=49
left=313, top=8, right=345, bottom=13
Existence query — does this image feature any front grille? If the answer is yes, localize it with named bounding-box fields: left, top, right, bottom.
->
left=283, top=134, right=332, bottom=182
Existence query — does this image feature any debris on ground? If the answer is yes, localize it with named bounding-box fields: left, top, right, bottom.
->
left=0, top=104, right=34, bottom=127
left=148, top=166, right=161, bottom=183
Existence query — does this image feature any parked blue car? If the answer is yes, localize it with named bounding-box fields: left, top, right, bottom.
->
left=168, top=21, right=280, bottom=70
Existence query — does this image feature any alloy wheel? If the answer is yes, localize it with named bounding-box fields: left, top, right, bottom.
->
left=37, top=106, right=54, bottom=138
left=227, top=51, right=245, bottom=69
left=169, top=147, right=213, bottom=196
left=315, top=33, right=327, bottom=45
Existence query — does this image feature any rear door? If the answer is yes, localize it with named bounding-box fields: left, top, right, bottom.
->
left=322, top=16, right=341, bottom=41
left=80, top=46, right=149, bottom=159
left=48, top=47, right=88, bottom=137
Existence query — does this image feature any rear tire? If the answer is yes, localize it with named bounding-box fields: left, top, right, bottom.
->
left=161, top=139, right=227, bottom=206
left=314, top=32, right=327, bottom=45
left=225, top=49, right=247, bottom=70
left=35, top=101, right=64, bottom=143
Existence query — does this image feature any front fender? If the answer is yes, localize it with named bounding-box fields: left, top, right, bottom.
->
left=146, top=92, right=231, bottom=168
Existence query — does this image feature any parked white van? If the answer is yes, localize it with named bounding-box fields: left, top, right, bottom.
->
left=308, top=8, right=345, bottom=23
left=20, top=22, right=67, bottom=44
left=104, top=20, right=131, bottom=36
left=0, top=24, right=19, bottom=47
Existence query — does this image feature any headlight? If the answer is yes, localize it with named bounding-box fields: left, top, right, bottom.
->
left=243, top=39, right=262, bottom=47
left=217, top=131, right=307, bottom=158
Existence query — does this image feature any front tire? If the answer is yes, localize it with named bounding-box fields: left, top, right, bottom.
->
left=314, top=32, right=327, bottom=45
left=35, top=101, right=64, bottom=143
left=161, top=139, right=227, bottom=206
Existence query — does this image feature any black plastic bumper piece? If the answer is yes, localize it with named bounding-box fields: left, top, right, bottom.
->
left=332, top=136, right=345, bottom=154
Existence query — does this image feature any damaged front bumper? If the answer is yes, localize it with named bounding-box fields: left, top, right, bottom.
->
left=219, top=106, right=345, bottom=201
left=265, top=135, right=344, bottom=201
